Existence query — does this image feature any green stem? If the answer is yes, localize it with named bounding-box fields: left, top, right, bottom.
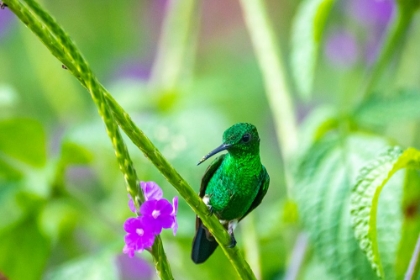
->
left=17, top=0, right=143, bottom=204
left=105, top=90, right=257, bottom=279
left=241, top=214, right=262, bottom=280
left=4, top=0, right=256, bottom=278
left=361, top=3, right=416, bottom=99
left=4, top=0, right=173, bottom=278
left=239, top=0, right=298, bottom=196
left=151, top=236, right=173, bottom=280
left=149, top=0, right=198, bottom=91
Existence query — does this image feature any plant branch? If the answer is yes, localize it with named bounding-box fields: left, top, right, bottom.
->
left=361, top=2, right=417, bottom=100
left=149, top=0, right=198, bottom=91
left=239, top=0, right=298, bottom=196
left=4, top=0, right=173, bottom=278
left=3, top=0, right=256, bottom=278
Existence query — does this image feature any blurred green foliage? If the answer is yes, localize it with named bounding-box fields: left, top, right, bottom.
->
left=1, top=0, right=420, bottom=279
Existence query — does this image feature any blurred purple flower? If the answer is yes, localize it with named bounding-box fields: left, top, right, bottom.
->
left=123, top=217, right=156, bottom=257
left=123, top=181, right=178, bottom=257
left=0, top=6, right=14, bottom=39
left=324, top=30, right=359, bottom=68
left=113, top=61, right=151, bottom=81
left=347, top=0, right=395, bottom=27
left=116, top=254, right=154, bottom=280
left=140, top=197, right=178, bottom=235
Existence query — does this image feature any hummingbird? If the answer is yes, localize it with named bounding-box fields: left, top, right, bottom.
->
left=191, top=123, right=270, bottom=264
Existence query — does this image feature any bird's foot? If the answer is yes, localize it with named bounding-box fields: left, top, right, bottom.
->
left=202, top=195, right=213, bottom=216
left=227, top=219, right=238, bottom=248
left=207, top=205, right=214, bottom=216
left=228, top=234, right=237, bottom=248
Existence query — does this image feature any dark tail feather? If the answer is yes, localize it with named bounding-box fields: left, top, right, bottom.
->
left=191, top=217, right=218, bottom=264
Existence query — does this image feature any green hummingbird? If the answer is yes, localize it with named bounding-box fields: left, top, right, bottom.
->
left=191, top=123, right=270, bottom=264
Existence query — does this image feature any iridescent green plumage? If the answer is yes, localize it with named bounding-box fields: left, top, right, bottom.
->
left=191, top=123, right=270, bottom=264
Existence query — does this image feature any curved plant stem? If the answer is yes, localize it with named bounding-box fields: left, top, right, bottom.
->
left=239, top=0, right=298, bottom=197
left=361, top=3, right=417, bottom=100
left=4, top=0, right=173, bottom=278
left=149, top=0, right=198, bottom=91
left=3, top=0, right=256, bottom=278
left=105, top=88, right=257, bottom=280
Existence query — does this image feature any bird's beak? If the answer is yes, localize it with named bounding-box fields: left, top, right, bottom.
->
left=197, top=143, right=231, bottom=165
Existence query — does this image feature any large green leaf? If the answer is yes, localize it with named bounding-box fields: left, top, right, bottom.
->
left=60, top=141, right=93, bottom=165
left=354, top=90, right=420, bottom=127
left=0, top=118, right=46, bottom=167
left=295, top=133, right=401, bottom=279
left=350, top=147, right=420, bottom=278
left=44, top=250, right=119, bottom=280
left=0, top=183, right=25, bottom=232
left=290, top=0, right=335, bottom=100
left=0, top=216, right=51, bottom=280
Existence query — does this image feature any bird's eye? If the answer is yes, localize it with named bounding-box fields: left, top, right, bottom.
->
left=242, top=133, right=251, bottom=143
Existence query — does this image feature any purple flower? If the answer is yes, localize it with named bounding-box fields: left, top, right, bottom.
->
left=140, top=197, right=178, bottom=235
left=347, top=0, right=394, bottom=27
left=127, top=181, right=163, bottom=213
left=116, top=254, right=154, bottom=280
left=141, top=181, right=163, bottom=201
left=0, top=7, right=14, bottom=40
left=123, top=181, right=178, bottom=257
left=123, top=217, right=155, bottom=257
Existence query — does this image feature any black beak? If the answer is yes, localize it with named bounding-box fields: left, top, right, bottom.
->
left=197, top=143, right=231, bottom=165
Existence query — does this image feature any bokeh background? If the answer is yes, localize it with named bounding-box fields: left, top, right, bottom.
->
left=1, top=0, right=420, bottom=279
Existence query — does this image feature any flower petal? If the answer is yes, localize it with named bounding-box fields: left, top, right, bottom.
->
left=171, top=196, right=178, bottom=216
left=140, top=181, right=163, bottom=201
left=123, top=244, right=136, bottom=258
left=155, top=199, right=173, bottom=215
left=142, top=215, right=163, bottom=235
left=124, top=217, right=140, bottom=233
left=140, top=200, right=158, bottom=216
left=171, top=219, right=178, bottom=236
left=128, top=195, right=137, bottom=213
left=159, top=215, right=175, bottom=229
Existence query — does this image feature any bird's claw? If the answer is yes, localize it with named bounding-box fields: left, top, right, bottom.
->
left=227, top=234, right=237, bottom=248
left=207, top=205, right=214, bottom=216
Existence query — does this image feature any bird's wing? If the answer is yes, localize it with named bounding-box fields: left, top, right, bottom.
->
left=192, top=154, right=225, bottom=263
left=199, top=154, right=225, bottom=197
left=240, top=165, right=270, bottom=220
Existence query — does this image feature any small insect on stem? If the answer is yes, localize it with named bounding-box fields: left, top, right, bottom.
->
left=62, top=65, right=68, bottom=70
left=0, top=2, right=8, bottom=9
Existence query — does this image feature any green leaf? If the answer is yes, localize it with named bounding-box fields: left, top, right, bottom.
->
left=354, top=89, right=420, bottom=127
left=0, top=118, right=47, bottom=167
left=295, top=132, right=400, bottom=279
left=45, top=250, right=118, bottom=280
left=290, top=0, right=335, bottom=100
left=37, top=198, right=80, bottom=242
left=395, top=169, right=420, bottom=279
left=350, top=147, right=420, bottom=278
left=0, top=216, right=51, bottom=280
left=0, top=157, right=23, bottom=180
left=60, top=141, right=93, bottom=165
left=0, top=183, right=25, bottom=232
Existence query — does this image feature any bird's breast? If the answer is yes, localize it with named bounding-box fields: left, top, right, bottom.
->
left=205, top=166, right=261, bottom=220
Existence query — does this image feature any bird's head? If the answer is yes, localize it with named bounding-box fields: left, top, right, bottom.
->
left=197, top=123, right=260, bottom=165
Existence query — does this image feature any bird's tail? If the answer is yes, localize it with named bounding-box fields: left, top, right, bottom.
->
left=191, top=216, right=218, bottom=264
